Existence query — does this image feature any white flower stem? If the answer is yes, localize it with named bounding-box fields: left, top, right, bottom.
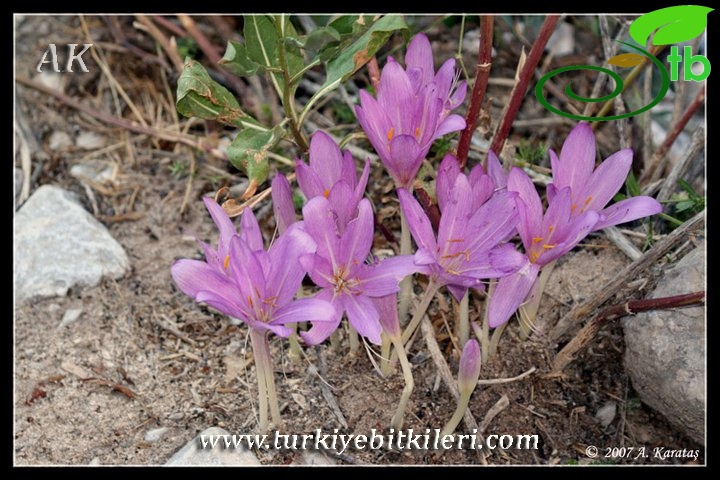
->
left=380, top=332, right=393, bottom=376
left=389, top=336, right=415, bottom=430
left=401, top=282, right=439, bottom=345
left=457, top=290, right=470, bottom=347
left=518, top=261, right=556, bottom=340
left=397, top=210, right=413, bottom=323
left=441, top=390, right=472, bottom=437
left=348, top=323, right=359, bottom=355
left=249, top=328, right=270, bottom=431
left=489, top=322, right=507, bottom=359
left=480, top=283, right=496, bottom=364
left=287, top=323, right=303, bottom=364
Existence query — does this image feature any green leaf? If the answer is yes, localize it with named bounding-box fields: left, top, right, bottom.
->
left=176, top=58, right=249, bottom=128
left=302, top=26, right=341, bottom=52
left=320, top=15, right=408, bottom=92
left=625, top=172, right=641, bottom=197
left=219, top=40, right=262, bottom=77
left=629, top=6, right=713, bottom=47
left=243, top=15, right=305, bottom=97
left=227, top=125, right=285, bottom=185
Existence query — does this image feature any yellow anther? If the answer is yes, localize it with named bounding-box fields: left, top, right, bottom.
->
left=223, top=255, right=230, bottom=270
left=584, top=195, right=593, bottom=206
left=387, top=127, right=394, bottom=141
left=529, top=251, right=540, bottom=263
left=532, top=237, right=543, bottom=244
left=415, top=127, right=420, bottom=139
left=323, top=189, right=330, bottom=198
left=542, top=243, right=557, bottom=250
left=247, top=296, right=254, bottom=308
left=548, top=225, right=554, bottom=233
left=570, top=203, right=577, bottom=212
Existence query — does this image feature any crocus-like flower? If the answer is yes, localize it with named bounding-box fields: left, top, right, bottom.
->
left=171, top=198, right=335, bottom=337
left=299, top=196, right=418, bottom=345
left=547, top=122, right=662, bottom=230
left=487, top=168, right=600, bottom=328
left=398, top=156, right=524, bottom=302
left=296, top=131, right=370, bottom=231
left=355, top=33, right=467, bottom=189
left=271, top=173, right=296, bottom=235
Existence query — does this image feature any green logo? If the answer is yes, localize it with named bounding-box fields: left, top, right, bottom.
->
left=535, top=5, right=712, bottom=121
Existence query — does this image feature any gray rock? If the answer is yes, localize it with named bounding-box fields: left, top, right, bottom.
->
left=14, top=185, right=129, bottom=302
left=623, top=241, right=705, bottom=445
left=76, top=131, right=106, bottom=150
left=165, top=427, right=260, bottom=466
left=595, top=401, right=617, bottom=429
left=57, top=308, right=82, bottom=330
left=145, top=427, right=169, bottom=443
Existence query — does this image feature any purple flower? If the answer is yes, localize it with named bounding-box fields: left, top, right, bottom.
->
left=271, top=173, right=296, bottom=235
left=487, top=168, right=600, bottom=328
left=299, top=196, right=418, bottom=345
left=355, top=33, right=467, bottom=189
left=398, top=155, right=524, bottom=302
left=296, top=131, right=370, bottom=232
left=458, top=339, right=482, bottom=395
left=171, top=197, right=335, bottom=337
left=547, top=122, right=662, bottom=231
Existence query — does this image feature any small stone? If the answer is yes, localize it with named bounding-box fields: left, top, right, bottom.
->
left=61, top=360, right=91, bottom=379
left=301, top=451, right=335, bottom=465
left=623, top=241, right=705, bottom=444
left=76, top=132, right=106, bottom=150
left=48, top=131, right=73, bottom=151
left=34, top=70, right=66, bottom=93
left=70, top=161, right=114, bottom=184
left=165, top=427, right=260, bottom=466
left=145, top=427, right=169, bottom=443
left=57, top=308, right=82, bottom=330
left=595, top=401, right=617, bottom=429
left=15, top=168, right=23, bottom=205
left=88, top=457, right=101, bottom=465
left=14, top=185, right=129, bottom=302
left=546, top=22, right=575, bottom=56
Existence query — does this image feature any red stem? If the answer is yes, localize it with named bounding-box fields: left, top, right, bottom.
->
left=489, top=15, right=560, bottom=155
left=368, top=57, right=381, bottom=92
left=457, top=16, right=494, bottom=169
left=152, top=15, right=188, bottom=38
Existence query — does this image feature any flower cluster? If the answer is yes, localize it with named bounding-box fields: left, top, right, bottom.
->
left=487, top=123, right=662, bottom=328
left=170, top=33, right=664, bottom=431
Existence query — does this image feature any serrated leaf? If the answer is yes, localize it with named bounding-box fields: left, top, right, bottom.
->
left=321, top=15, right=408, bottom=91
left=176, top=58, right=249, bottom=128
left=220, top=40, right=262, bottom=77
left=629, top=5, right=713, bottom=47
left=227, top=125, right=285, bottom=185
left=607, top=53, right=645, bottom=68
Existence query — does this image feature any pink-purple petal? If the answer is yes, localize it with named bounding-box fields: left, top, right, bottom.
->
left=272, top=297, right=336, bottom=326
left=405, top=33, right=434, bottom=87
left=267, top=226, right=317, bottom=304
left=202, top=196, right=236, bottom=258
left=434, top=114, right=466, bottom=138
left=372, top=294, right=401, bottom=339
left=594, top=196, right=662, bottom=231
left=240, top=207, right=263, bottom=252
left=342, top=293, right=382, bottom=344
left=296, top=161, right=325, bottom=199
left=438, top=174, right=474, bottom=253
left=271, top=174, right=296, bottom=234
left=580, top=148, right=633, bottom=212
left=436, top=154, right=461, bottom=213
left=309, top=131, right=344, bottom=185
left=389, top=134, right=423, bottom=188
left=487, top=260, right=540, bottom=328
left=555, top=122, right=596, bottom=191
left=486, top=150, right=507, bottom=189
left=508, top=168, right=543, bottom=248
left=340, top=198, right=374, bottom=265
left=302, top=197, right=340, bottom=263
left=356, top=255, right=418, bottom=296
left=398, top=188, right=438, bottom=252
